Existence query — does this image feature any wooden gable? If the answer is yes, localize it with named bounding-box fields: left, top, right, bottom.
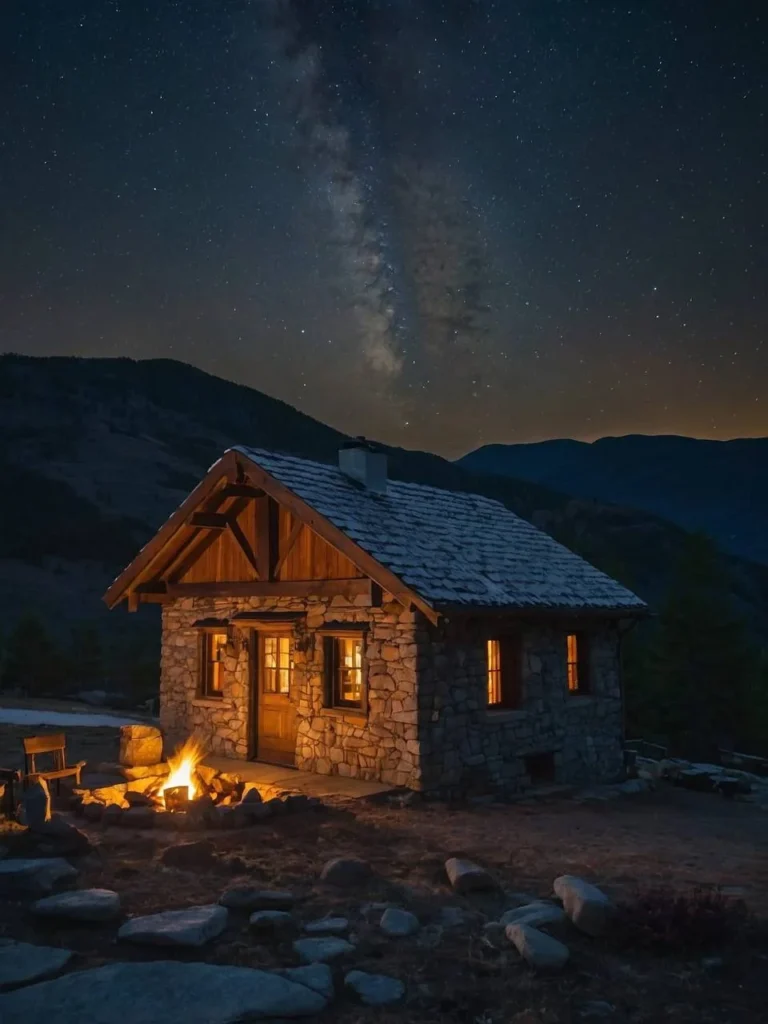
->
left=104, top=448, right=438, bottom=623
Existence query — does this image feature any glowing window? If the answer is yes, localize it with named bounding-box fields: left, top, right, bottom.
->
left=263, top=635, right=293, bottom=694
left=201, top=632, right=227, bottom=698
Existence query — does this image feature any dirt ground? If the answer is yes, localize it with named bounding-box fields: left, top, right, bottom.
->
left=2, top=722, right=768, bottom=1023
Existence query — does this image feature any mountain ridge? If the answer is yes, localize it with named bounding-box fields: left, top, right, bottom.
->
left=1, top=355, right=767, bottom=687
left=458, top=433, right=768, bottom=567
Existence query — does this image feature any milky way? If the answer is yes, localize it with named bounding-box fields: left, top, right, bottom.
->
left=2, top=1, right=766, bottom=455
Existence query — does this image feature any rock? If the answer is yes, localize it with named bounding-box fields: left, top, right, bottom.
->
left=82, top=803, right=104, bottom=823
left=505, top=923, right=570, bottom=971
left=444, top=857, right=496, bottom=893
left=121, top=807, right=156, bottom=829
left=319, top=856, right=372, bottom=886
left=344, top=970, right=405, bottom=1006
left=214, top=805, right=249, bottom=829
left=303, top=917, right=348, bottom=935
left=31, top=889, right=121, bottom=922
left=0, top=939, right=73, bottom=991
left=118, top=904, right=228, bottom=947
left=119, top=725, right=163, bottom=767
left=241, top=802, right=272, bottom=823
left=125, top=791, right=155, bottom=807
left=220, top=887, right=295, bottom=911
left=0, top=960, right=329, bottom=1021
left=240, top=787, right=263, bottom=805
left=101, top=804, right=123, bottom=826
left=499, top=902, right=567, bottom=931
left=277, top=964, right=334, bottom=1000
left=292, top=937, right=355, bottom=963
left=553, top=875, right=614, bottom=937
left=121, top=763, right=170, bottom=781
left=283, top=794, right=311, bottom=812
left=31, top=815, right=91, bottom=856
left=249, top=910, right=294, bottom=934
left=21, top=778, right=51, bottom=829
left=0, top=858, right=78, bottom=896
left=160, top=840, right=216, bottom=869
left=416, top=924, right=444, bottom=949
left=380, top=907, right=419, bottom=937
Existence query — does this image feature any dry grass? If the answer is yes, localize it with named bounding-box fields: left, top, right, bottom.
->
left=2, top=723, right=768, bottom=1022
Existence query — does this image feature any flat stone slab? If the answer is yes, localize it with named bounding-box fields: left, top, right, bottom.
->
left=0, top=858, right=78, bottom=896
left=277, top=964, right=335, bottom=1000
left=345, top=969, right=405, bottom=1006
left=444, top=857, right=496, bottom=893
left=499, top=902, right=567, bottom=931
left=506, top=923, right=570, bottom=971
left=293, top=936, right=355, bottom=963
left=0, top=960, right=329, bottom=1022
left=303, top=916, right=349, bottom=935
left=0, top=939, right=74, bottom=992
left=220, top=887, right=295, bottom=911
left=380, top=907, right=419, bottom=937
left=32, top=888, right=121, bottom=922
left=118, top=905, right=228, bottom=947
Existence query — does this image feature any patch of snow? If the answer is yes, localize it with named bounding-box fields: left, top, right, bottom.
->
left=0, top=708, right=147, bottom=728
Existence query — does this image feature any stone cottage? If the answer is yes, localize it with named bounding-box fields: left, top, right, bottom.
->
left=104, top=440, right=647, bottom=794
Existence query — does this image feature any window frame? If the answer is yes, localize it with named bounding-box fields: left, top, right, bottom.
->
left=199, top=628, right=228, bottom=699
left=486, top=635, right=523, bottom=710
left=262, top=633, right=294, bottom=695
left=321, top=629, right=367, bottom=713
left=566, top=631, right=590, bottom=695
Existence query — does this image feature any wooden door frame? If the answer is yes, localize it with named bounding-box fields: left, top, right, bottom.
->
left=246, top=626, right=298, bottom=764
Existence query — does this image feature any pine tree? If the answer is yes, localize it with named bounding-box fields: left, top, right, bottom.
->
left=1, top=613, right=66, bottom=696
left=650, top=534, right=756, bottom=758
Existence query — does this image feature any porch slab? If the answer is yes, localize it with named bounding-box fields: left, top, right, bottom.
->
left=201, top=757, right=394, bottom=800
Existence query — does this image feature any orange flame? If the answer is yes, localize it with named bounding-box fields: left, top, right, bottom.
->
left=159, top=736, right=207, bottom=806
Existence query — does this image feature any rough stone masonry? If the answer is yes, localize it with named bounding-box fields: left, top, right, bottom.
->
left=160, top=594, right=624, bottom=796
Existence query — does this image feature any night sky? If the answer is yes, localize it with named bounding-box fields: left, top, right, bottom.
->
left=3, top=2, right=766, bottom=457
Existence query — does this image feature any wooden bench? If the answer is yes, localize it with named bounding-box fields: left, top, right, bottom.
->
left=22, top=734, right=86, bottom=794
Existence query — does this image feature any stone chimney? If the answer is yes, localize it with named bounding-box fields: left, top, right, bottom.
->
left=338, top=437, right=387, bottom=494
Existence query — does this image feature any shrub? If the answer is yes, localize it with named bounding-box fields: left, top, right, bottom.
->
left=613, top=886, right=747, bottom=953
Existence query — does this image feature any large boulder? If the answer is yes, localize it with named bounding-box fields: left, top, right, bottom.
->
left=32, top=889, right=121, bottom=923
left=553, top=875, right=614, bottom=937
left=119, top=725, right=163, bottom=768
left=0, top=939, right=73, bottom=991
left=0, top=960, right=329, bottom=1021
left=0, top=858, right=78, bottom=896
left=505, top=923, right=570, bottom=971
left=276, top=964, right=334, bottom=1000
left=118, top=905, right=228, bottom=947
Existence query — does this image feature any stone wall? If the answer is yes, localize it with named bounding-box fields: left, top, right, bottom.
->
left=159, top=593, right=421, bottom=787
left=161, top=596, right=625, bottom=795
left=417, top=622, right=624, bottom=795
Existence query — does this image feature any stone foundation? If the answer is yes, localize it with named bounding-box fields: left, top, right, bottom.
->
left=160, top=596, right=624, bottom=796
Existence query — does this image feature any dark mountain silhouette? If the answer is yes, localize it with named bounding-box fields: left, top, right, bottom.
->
left=1, top=354, right=767, bottom=674
left=459, top=435, right=768, bottom=567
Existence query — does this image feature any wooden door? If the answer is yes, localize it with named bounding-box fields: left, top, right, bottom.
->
left=255, top=633, right=297, bottom=766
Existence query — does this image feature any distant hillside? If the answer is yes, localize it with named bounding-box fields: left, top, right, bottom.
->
left=459, top=435, right=768, bottom=567
left=1, top=355, right=767, bottom=676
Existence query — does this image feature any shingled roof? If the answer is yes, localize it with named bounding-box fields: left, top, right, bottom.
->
left=232, top=446, right=647, bottom=614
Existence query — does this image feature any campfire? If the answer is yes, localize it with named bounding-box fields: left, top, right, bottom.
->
left=69, top=726, right=320, bottom=831
left=158, top=736, right=207, bottom=811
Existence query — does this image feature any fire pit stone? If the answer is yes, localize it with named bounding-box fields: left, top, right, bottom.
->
left=118, top=725, right=163, bottom=768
